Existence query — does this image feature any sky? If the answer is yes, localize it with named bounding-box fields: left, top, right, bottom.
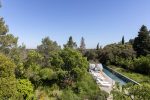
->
left=0, top=0, right=150, bottom=49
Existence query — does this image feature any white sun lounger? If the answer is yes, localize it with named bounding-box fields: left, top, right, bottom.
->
left=93, top=73, right=105, bottom=80
left=96, top=79, right=111, bottom=87
left=97, top=75, right=105, bottom=80
left=100, top=83, right=111, bottom=87
left=98, top=82, right=111, bottom=87
left=96, top=79, right=109, bottom=84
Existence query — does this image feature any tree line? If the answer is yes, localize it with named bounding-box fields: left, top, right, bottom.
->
left=0, top=17, right=108, bottom=100
left=1, top=2, right=150, bottom=99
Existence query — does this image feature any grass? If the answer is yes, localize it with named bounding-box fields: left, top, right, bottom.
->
left=35, top=85, right=62, bottom=100
left=108, top=65, right=150, bottom=83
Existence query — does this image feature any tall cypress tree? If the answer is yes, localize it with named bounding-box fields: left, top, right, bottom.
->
left=133, top=25, right=150, bottom=56
left=122, top=36, right=125, bottom=45
left=79, top=37, right=86, bottom=54
left=96, top=43, right=100, bottom=50
left=80, top=37, right=86, bottom=50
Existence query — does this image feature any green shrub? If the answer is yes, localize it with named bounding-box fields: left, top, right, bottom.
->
left=17, top=79, right=34, bottom=100
left=133, top=56, right=150, bottom=75
left=39, top=68, right=55, bottom=80
left=61, top=88, right=80, bottom=100
left=76, top=73, right=108, bottom=100
left=0, top=53, right=18, bottom=99
left=112, top=83, right=150, bottom=100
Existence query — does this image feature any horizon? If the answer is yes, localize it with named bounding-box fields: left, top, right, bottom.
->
left=1, top=0, right=150, bottom=49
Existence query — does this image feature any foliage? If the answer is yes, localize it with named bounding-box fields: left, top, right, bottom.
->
left=99, top=44, right=136, bottom=65
left=122, top=36, right=125, bottom=45
left=10, top=44, right=27, bottom=65
left=61, top=88, right=80, bottom=100
left=133, top=55, right=150, bottom=75
left=0, top=17, right=8, bottom=35
left=0, top=18, right=18, bottom=55
left=109, top=65, right=150, bottom=84
left=133, top=25, right=150, bottom=56
left=50, top=51, right=64, bottom=70
left=0, top=53, right=17, bottom=99
left=115, top=57, right=133, bottom=69
left=37, top=37, right=60, bottom=54
left=75, top=72, right=108, bottom=100
left=64, top=36, right=77, bottom=49
left=37, top=37, right=61, bottom=67
left=85, top=49, right=99, bottom=62
left=35, top=85, right=62, bottom=100
left=58, top=48, right=88, bottom=87
left=39, top=68, right=55, bottom=80
left=0, top=17, right=25, bottom=67
left=111, top=83, right=150, bottom=100
left=26, top=50, right=43, bottom=66
left=17, top=79, right=34, bottom=100
left=79, top=37, right=86, bottom=50
left=23, top=50, right=42, bottom=87
left=79, top=37, right=86, bottom=54
left=1, top=6, right=150, bottom=99
left=0, top=9, right=110, bottom=99
left=60, top=48, right=88, bottom=72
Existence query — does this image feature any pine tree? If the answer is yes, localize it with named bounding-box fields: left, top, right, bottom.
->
left=0, top=17, right=18, bottom=54
left=64, top=36, right=77, bottom=49
left=122, top=36, right=125, bottom=45
left=133, top=25, right=150, bottom=56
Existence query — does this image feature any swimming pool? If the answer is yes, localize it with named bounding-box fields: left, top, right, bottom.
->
left=103, top=67, right=126, bottom=85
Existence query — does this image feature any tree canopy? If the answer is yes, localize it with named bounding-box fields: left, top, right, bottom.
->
left=133, top=25, right=150, bottom=56
left=64, top=36, right=77, bottom=49
left=0, top=18, right=18, bottom=55
left=0, top=3, right=150, bottom=99
left=0, top=53, right=17, bottom=99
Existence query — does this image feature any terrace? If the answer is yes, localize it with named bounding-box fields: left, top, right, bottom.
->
left=89, top=63, right=139, bottom=93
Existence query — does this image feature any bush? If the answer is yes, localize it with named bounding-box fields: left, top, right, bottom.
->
left=61, top=88, right=80, bottom=100
left=75, top=73, right=108, bottom=100
left=39, top=68, right=56, bottom=80
left=99, top=44, right=136, bottom=65
left=17, top=79, right=34, bottom=100
left=133, top=55, right=150, bottom=75
left=0, top=53, right=18, bottom=99
left=111, top=83, right=150, bottom=100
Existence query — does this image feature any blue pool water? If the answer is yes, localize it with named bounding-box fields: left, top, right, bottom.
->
left=103, top=68, right=126, bottom=85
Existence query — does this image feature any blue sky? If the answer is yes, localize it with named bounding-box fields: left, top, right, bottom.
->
left=0, top=0, right=150, bottom=48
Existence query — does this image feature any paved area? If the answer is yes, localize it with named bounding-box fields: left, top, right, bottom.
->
left=99, top=72, right=115, bottom=94
left=89, top=63, right=115, bottom=100
left=98, top=72, right=115, bottom=100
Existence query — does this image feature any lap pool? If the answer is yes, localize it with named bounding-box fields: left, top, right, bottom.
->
left=103, top=67, right=127, bottom=85
left=89, top=63, right=139, bottom=85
